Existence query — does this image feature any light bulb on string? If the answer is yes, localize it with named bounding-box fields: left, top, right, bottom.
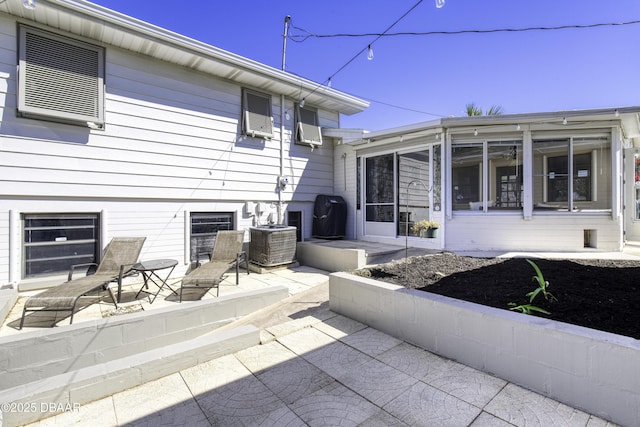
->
left=367, top=45, right=374, bottom=61
left=435, top=0, right=445, bottom=8
left=23, top=0, right=36, bottom=9
left=327, top=78, right=332, bottom=88
left=300, top=98, right=305, bottom=108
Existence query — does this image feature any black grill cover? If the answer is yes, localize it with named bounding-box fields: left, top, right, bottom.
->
left=312, top=195, right=347, bottom=239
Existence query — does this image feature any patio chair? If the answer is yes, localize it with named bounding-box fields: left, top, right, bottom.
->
left=180, top=230, right=248, bottom=301
left=19, top=237, right=146, bottom=329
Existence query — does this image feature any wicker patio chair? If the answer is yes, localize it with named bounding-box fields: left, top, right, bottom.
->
left=180, top=230, right=248, bottom=301
left=19, top=237, right=146, bottom=329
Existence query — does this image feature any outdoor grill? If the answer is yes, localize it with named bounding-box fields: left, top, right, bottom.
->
left=249, top=225, right=297, bottom=267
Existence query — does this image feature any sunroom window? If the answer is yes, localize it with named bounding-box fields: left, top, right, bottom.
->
left=18, top=25, right=105, bottom=127
left=398, top=150, right=430, bottom=236
left=451, top=143, right=483, bottom=211
left=533, top=137, right=611, bottom=211
left=452, top=140, right=523, bottom=211
left=23, top=213, right=100, bottom=278
left=489, top=141, right=523, bottom=209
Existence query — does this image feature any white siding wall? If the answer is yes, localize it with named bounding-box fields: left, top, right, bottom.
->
left=333, top=143, right=358, bottom=239
left=0, top=16, right=339, bottom=286
left=445, top=214, right=621, bottom=252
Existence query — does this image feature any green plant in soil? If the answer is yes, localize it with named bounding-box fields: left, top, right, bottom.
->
left=509, top=259, right=556, bottom=315
left=508, top=302, right=550, bottom=315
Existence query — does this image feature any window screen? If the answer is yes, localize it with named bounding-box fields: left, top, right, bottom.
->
left=295, top=104, right=322, bottom=146
left=242, top=89, right=273, bottom=139
left=18, top=25, right=105, bottom=126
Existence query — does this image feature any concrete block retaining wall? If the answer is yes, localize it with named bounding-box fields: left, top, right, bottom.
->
left=329, top=272, right=640, bottom=427
left=0, top=286, right=288, bottom=390
left=0, top=287, right=18, bottom=326
left=296, top=241, right=365, bottom=272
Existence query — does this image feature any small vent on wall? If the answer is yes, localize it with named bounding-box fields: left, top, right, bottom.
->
left=584, top=229, right=596, bottom=248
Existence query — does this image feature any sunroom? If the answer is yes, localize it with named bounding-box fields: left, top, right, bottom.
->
left=344, top=108, right=640, bottom=253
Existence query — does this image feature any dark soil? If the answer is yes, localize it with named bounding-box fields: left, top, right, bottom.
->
left=354, top=253, right=640, bottom=340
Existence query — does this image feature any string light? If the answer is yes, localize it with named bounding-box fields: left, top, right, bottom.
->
left=291, top=0, right=431, bottom=105
left=285, top=3, right=638, bottom=124
left=562, top=117, right=567, bottom=125
left=23, top=0, right=36, bottom=9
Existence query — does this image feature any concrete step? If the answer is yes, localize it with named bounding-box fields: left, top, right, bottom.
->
left=0, top=325, right=260, bottom=427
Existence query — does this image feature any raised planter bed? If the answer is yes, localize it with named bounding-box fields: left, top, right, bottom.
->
left=329, top=271, right=640, bottom=427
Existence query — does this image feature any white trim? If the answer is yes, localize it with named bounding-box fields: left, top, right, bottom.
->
left=100, top=209, right=108, bottom=252
left=523, top=130, right=533, bottom=219
left=184, top=210, right=190, bottom=265
left=9, top=210, right=18, bottom=284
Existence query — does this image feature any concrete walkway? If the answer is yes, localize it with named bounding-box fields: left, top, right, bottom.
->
left=20, top=263, right=622, bottom=426
left=26, top=299, right=617, bottom=426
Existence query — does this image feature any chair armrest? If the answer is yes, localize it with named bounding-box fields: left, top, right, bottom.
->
left=195, top=251, right=212, bottom=268
left=116, top=263, right=137, bottom=285
left=68, top=263, right=99, bottom=281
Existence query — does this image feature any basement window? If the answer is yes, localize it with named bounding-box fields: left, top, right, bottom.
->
left=23, top=213, right=100, bottom=278
left=18, top=25, right=105, bottom=128
left=189, top=212, right=235, bottom=262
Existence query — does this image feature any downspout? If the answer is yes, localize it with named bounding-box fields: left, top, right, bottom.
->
left=277, top=16, right=291, bottom=225
left=278, top=94, right=285, bottom=225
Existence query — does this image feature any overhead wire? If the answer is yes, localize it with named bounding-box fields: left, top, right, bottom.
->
left=289, top=19, right=640, bottom=42
left=296, top=0, right=426, bottom=102
left=358, top=95, right=447, bottom=118
left=288, top=9, right=640, bottom=120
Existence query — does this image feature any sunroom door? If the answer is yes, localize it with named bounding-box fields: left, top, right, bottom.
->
left=624, top=149, right=640, bottom=241
left=364, top=154, right=396, bottom=236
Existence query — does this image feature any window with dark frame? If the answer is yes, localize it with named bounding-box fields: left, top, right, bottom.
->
left=189, top=212, right=234, bottom=262
left=365, top=154, right=395, bottom=222
left=23, top=213, right=100, bottom=278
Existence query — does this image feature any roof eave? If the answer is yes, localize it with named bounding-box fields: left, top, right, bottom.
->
left=2, top=0, right=368, bottom=115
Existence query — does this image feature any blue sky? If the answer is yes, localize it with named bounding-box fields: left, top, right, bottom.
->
left=94, top=0, right=640, bottom=131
